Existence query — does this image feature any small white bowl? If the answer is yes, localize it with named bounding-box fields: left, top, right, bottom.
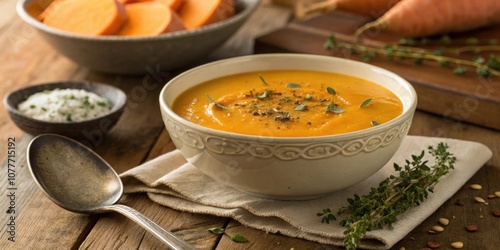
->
left=17, top=0, right=260, bottom=74
left=159, top=54, right=417, bottom=200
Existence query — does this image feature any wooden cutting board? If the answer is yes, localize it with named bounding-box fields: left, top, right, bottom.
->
left=254, top=11, right=500, bottom=131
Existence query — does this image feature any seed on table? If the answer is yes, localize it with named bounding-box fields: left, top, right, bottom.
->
left=493, top=210, right=500, bottom=217
left=465, top=225, right=478, bottom=232
left=451, top=241, right=464, bottom=249
left=427, top=241, right=440, bottom=249
left=455, top=199, right=465, bottom=206
left=438, top=217, right=449, bottom=226
left=488, top=194, right=496, bottom=199
left=431, top=225, right=444, bottom=232
left=474, top=197, right=486, bottom=203
left=495, top=191, right=500, bottom=198
left=470, top=184, right=482, bottom=190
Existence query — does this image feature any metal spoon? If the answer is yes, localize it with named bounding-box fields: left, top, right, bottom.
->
left=27, top=134, right=196, bottom=250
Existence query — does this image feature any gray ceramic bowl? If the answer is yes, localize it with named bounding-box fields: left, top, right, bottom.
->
left=16, top=0, right=260, bottom=75
left=4, top=81, right=126, bottom=143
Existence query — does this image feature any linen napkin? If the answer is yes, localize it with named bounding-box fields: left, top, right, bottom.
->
left=120, top=136, right=492, bottom=249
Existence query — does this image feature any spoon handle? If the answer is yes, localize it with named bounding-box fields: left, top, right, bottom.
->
left=107, top=204, right=196, bottom=250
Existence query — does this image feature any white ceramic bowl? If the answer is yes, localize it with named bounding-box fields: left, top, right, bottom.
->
left=16, top=0, right=260, bottom=75
left=159, top=54, right=417, bottom=200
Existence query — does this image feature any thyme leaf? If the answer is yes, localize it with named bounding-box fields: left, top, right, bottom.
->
left=359, top=98, right=372, bottom=108
left=318, top=142, right=456, bottom=249
left=206, top=94, right=229, bottom=110
left=258, top=74, right=268, bottom=85
left=295, top=103, right=308, bottom=111
left=286, top=82, right=301, bottom=88
left=208, top=227, right=248, bottom=243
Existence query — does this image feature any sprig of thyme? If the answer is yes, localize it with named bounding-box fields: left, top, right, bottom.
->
left=318, top=142, right=456, bottom=249
left=324, top=35, right=500, bottom=77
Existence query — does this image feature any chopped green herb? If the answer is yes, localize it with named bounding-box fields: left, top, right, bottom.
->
left=66, top=114, right=72, bottom=122
left=257, top=90, right=272, bottom=100
left=206, top=94, right=229, bottom=110
left=258, top=74, right=268, bottom=85
left=305, top=93, right=313, bottom=100
left=371, top=120, right=379, bottom=126
left=295, top=103, right=308, bottom=111
left=359, top=98, right=372, bottom=108
left=326, top=102, right=344, bottom=114
left=286, top=82, right=301, bottom=88
left=30, top=104, right=36, bottom=109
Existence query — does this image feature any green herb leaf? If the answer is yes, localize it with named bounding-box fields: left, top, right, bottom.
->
left=230, top=234, right=249, bottom=243
left=371, top=120, right=379, bottom=126
left=326, top=86, right=336, bottom=95
left=324, top=35, right=337, bottom=50
left=453, top=67, right=467, bottom=75
left=258, top=74, right=268, bottom=85
left=295, top=103, right=308, bottom=111
left=257, top=90, right=272, bottom=100
left=359, top=98, right=372, bottom=108
left=286, top=82, right=301, bottom=88
left=326, top=102, right=344, bottom=114
left=206, top=94, right=229, bottom=110
left=208, top=227, right=225, bottom=235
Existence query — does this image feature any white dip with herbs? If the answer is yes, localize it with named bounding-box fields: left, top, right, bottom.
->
left=18, top=88, right=112, bottom=122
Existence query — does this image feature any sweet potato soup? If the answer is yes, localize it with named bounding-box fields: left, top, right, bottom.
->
left=172, top=70, right=403, bottom=137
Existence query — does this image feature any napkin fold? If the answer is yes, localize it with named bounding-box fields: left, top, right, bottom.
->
left=120, top=136, right=492, bottom=249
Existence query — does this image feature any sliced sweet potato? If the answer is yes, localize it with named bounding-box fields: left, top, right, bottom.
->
left=117, top=0, right=184, bottom=11
left=158, top=0, right=185, bottom=11
left=117, top=1, right=185, bottom=36
left=178, top=0, right=235, bottom=29
left=43, top=0, right=127, bottom=36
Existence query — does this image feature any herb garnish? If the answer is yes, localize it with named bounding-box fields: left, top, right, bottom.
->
left=209, top=227, right=248, bottom=243
left=206, top=94, right=229, bottom=110
left=326, top=102, right=345, bottom=114
left=258, top=74, right=269, bottom=85
left=371, top=120, right=379, bottom=126
left=286, top=82, right=302, bottom=88
left=257, top=90, right=272, bottom=100
left=326, top=86, right=336, bottom=95
left=295, top=103, right=308, bottom=111
left=359, top=98, right=372, bottom=108
left=317, top=143, right=456, bottom=249
left=305, top=93, right=313, bottom=100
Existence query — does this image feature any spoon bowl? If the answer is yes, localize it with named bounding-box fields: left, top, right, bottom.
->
left=27, top=134, right=195, bottom=249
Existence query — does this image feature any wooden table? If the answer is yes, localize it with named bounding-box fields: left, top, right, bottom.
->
left=1, top=1, right=499, bottom=249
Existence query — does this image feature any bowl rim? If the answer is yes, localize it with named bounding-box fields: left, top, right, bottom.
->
left=159, top=53, right=417, bottom=142
left=4, top=81, right=127, bottom=125
left=16, top=0, right=261, bottom=41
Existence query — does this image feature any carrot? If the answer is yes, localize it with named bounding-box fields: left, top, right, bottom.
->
left=295, top=0, right=401, bottom=19
left=117, top=1, right=185, bottom=36
left=355, top=0, right=500, bottom=38
left=178, top=0, right=235, bottom=29
left=43, top=0, right=127, bottom=36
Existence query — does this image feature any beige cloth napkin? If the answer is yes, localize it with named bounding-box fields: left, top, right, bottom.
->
left=120, top=136, right=492, bottom=249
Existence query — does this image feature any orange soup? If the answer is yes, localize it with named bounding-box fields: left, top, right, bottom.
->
left=172, top=70, right=403, bottom=137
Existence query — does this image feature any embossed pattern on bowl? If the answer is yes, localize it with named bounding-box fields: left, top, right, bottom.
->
left=160, top=54, right=417, bottom=200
